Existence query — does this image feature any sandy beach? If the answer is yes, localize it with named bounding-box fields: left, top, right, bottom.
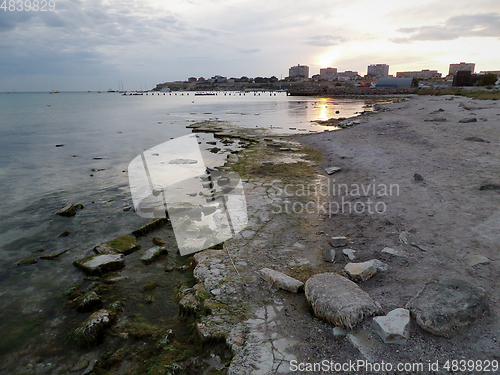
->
left=189, top=93, right=500, bottom=373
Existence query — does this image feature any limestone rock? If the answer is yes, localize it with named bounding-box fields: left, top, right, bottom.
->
left=459, top=117, right=477, bottom=123
left=56, top=204, right=77, bottom=217
left=132, top=218, right=169, bottom=237
left=325, top=167, right=341, bottom=175
left=382, top=247, right=404, bottom=257
left=140, top=246, right=168, bottom=265
left=76, top=291, right=103, bottom=313
left=325, top=249, right=336, bottom=263
left=305, top=273, right=382, bottom=329
left=467, top=254, right=490, bottom=267
left=70, top=309, right=115, bottom=348
left=260, top=268, right=304, bottom=293
left=406, top=277, right=489, bottom=336
left=330, top=236, right=348, bottom=247
left=373, top=308, right=410, bottom=344
left=343, top=248, right=356, bottom=260
left=344, top=259, right=387, bottom=281
left=74, top=254, right=125, bottom=276
left=94, top=235, right=141, bottom=255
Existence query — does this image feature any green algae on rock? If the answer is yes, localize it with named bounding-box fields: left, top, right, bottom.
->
left=94, top=234, right=141, bottom=255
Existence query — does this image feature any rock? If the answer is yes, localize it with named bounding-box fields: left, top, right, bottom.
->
left=132, top=218, right=169, bottom=236
left=347, top=331, right=382, bottom=362
left=344, top=261, right=377, bottom=281
left=76, top=291, right=103, bottom=313
left=260, top=268, right=304, bottom=293
left=70, top=309, right=115, bottom=348
left=140, top=246, right=168, bottom=265
left=467, top=254, right=490, bottom=267
left=424, top=117, right=447, bottom=122
left=332, top=327, right=347, bottom=337
left=16, top=257, right=38, bottom=266
left=325, top=167, right=341, bottom=175
left=373, top=308, right=410, bottom=344
left=370, top=259, right=388, bottom=272
left=406, top=277, right=489, bottom=337
left=75, top=203, right=85, bottom=210
left=152, top=237, right=165, bottom=245
left=40, top=248, right=69, bottom=260
left=330, top=236, right=348, bottom=247
left=343, top=248, right=356, bottom=260
left=479, top=182, right=500, bottom=191
left=56, top=204, right=77, bottom=217
left=73, top=254, right=125, bottom=276
left=94, top=235, right=141, bottom=255
left=58, top=230, right=70, bottom=237
left=381, top=247, right=403, bottom=256
left=324, top=249, right=336, bottom=262
left=413, top=173, right=424, bottom=182
left=123, top=205, right=132, bottom=212
left=465, top=136, right=489, bottom=143
left=305, top=273, right=382, bottom=329
left=459, top=118, right=477, bottom=123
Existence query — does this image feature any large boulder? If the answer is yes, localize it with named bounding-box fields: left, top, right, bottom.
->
left=406, top=277, right=489, bottom=337
left=305, top=273, right=382, bottom=329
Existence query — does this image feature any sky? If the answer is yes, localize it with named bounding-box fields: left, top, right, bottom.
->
left=0, top=0, right=499, bottom=91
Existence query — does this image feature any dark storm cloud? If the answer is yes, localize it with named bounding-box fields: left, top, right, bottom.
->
left=391, top=12, right=500, bottom=43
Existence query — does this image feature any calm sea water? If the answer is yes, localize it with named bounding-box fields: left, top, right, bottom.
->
left=0, top=91, right=375, bottom=363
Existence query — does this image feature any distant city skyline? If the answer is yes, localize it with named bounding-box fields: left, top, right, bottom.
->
left=1, top=0, right=499, bottom=92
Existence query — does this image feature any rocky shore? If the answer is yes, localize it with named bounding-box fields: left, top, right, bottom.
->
left=3, top=94, right=499, bottom=374
left=180, top=94, right=500, bottom=373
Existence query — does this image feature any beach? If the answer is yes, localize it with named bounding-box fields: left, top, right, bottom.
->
left=1, top=92, right=499, bottom=373
left=187, top=94, right=500, bottom=373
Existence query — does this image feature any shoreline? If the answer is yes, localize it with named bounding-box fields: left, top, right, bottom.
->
left=2, top=93, right=499, bottom=373
left=186, top=93, right=500, bottom=373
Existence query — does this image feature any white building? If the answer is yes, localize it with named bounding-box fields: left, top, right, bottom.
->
left=449, top=62, right=475, bottom=76
left=367, top=64, right=389, bottom=78
left=289, top=64, right=309, bottom=79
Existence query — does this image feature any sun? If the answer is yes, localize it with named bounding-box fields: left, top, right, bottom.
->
left=317, top=49, right=339, bottom=68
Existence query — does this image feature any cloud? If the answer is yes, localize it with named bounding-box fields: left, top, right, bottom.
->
left=304, top=35, right=346, bottom=47
left=391, top=12, right=500, bottom=43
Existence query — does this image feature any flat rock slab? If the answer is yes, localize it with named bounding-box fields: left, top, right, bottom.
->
left=74, top=254, right=125, bottom=276
left=325, top=167, right=341, bottom=175
left=373, top=308, right=410, bottom=345
left=140, top=246, right=168, bottom=265
left=406, top=277, right=489, bottom=337
left=344, top=259, right=387, bottom=281
left=467, top=254, right=490, bottom=267
left=330, top=236, right=348, bottom=247
left=94, top=235, right=141, bottom=255
left=305, top=273, right=382, bottom=329
left=260, top=268, right=304, bottom=293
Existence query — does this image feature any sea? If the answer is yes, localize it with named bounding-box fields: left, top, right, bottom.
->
left=0, top=91, right=379, bottom=369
